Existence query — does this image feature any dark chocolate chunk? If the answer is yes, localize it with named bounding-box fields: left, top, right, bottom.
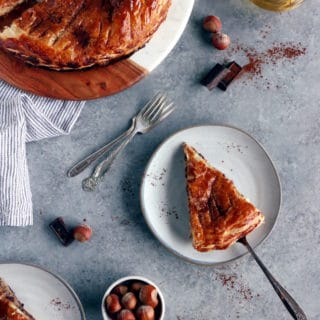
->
left=49, top=217, right=74, bottom=246
left=201, top=63, right=231, bottom=91
left=218, top=61, right=243, bottom=91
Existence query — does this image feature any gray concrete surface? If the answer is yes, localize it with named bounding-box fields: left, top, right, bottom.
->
left=0, top=0, right=319, bottom=319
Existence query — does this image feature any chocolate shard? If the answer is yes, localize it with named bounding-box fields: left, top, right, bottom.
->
left=201, top=63, right=231, bottom=91
left=49, top=217, right=74, bottom=246
left=218, top=61, right=243, bottom=91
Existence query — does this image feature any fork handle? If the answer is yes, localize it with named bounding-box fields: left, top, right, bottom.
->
left=240, top=238, right=307, bottom=320
left=82, top=128, right=137, bottom=191
left=68, top=120, right=136, bottom=177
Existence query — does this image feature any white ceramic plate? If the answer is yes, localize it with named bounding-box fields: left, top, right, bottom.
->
left=0, top=263, right=85, bottom=319
left=131, top=0, right=195, bottom=72
left=140, top=125, right=281, bottom=265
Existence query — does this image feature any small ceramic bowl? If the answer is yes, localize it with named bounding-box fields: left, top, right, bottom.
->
left=101, top=276, right=165, bottom=320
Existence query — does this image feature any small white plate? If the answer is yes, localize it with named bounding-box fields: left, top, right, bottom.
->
left=101, top=276, right=165, bottom=320
left=140, top=125, right=281, bottom=265
left=0, top=263, right=85, bottom=319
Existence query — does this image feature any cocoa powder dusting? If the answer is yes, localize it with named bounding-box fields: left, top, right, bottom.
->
left=230, top=41, right=306, bottom=87
left=215, top=273, right=255, bottom=302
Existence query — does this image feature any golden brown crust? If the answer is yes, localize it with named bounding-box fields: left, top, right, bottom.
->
left=0, top=0, right=172, bottom=70
left=0, top=277, right=35, bottom=320
left=184, top=143, right=265, bottom=252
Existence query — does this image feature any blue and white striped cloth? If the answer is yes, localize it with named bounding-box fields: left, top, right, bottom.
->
left=0, top=81, right=84, bottom=226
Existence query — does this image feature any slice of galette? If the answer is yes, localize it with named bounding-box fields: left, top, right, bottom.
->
left=183, top=143, right=264, bottom=252
left=0, top=277, right=35, bottom=320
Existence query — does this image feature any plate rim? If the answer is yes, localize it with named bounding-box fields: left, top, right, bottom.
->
left=140, top=124, right=282, bottom=266
left=0, top=262, right=86, bottom=320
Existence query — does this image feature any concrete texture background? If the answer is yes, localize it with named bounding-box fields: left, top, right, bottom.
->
left=0, top=0, right=319, bottom=319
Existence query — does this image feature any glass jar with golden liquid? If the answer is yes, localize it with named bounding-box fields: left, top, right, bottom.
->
left=250, top=0, right=304, bottom=11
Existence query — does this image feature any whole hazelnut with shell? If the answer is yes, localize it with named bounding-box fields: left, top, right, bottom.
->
left=121, top=292, right=137, bottom=310
left=73, top=224, right=92, bottom=242
left=212, top=32, right=230, bottom=50
left=113, top=285, right=128, bottom=296
left=139, top=285, right=158, bottom=309
left=130, top=282, right=145, bottom=293
left=105, top=294, right=121, bottom=314
left=136, top=305, right=155, bottom=320
left=203, top=15, right=222, bottom=33
left=117, top=309, right=136, bottom=320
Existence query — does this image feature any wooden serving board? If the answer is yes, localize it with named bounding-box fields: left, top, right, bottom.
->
left=0, top=0, right=194, bottom=100
left=0, top=51, right=147, bottom=100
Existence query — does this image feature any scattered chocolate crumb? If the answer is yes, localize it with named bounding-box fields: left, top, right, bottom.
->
left=120, top=219, right=130, bottom=226
left=148, top=169, right=168, bottom=187
left=120, top=178, right=135, bottom=197
left=215, top=273, right=254, bottom=301
left=218, top=142, right=245, bottom=154
left=216, top=274, right=237, bottom=288
left=50, top=298, right=74, bottom=311
left=259, top=24, right=272, bottom=39
left=159, top=203, right=180, bottom=220
left=229, top=41, right=306, bottom=88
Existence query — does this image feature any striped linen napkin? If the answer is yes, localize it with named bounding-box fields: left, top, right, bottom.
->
left=0, top=81, right=85, bottom=226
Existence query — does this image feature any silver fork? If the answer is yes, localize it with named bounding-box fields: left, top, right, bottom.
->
left=80, top=93, right=174, bottom=191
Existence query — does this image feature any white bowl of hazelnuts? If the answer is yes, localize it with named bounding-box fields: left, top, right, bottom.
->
left=101, top=276, right=165, bottom=320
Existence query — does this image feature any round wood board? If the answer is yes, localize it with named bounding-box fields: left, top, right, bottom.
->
left=0, top=0, right=194, bottom=101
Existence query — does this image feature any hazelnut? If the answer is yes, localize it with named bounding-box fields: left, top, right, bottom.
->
left=130, top=282, right=145, bottom=293
left=139, top=285, right=158, bottom=308
left=113, top=285, right=128, bottom=296
left=212, top=32, right=230, bottom=50
left=136, top=305, right=155, bottom=320
left=73, top=224, right=92, bottom=242
left=203, top=15, right=222, bottom=33
left=105, top=294, right=121, bottom=314
left=117, top=309, right=136, bottom=320
left=121, top=292, right=137, bottom=310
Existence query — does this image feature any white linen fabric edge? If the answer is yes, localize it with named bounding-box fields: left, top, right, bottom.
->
left=0, top=82, right=85, bottom=227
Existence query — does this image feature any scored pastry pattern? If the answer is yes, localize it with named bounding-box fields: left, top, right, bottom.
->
left=0, top=0, right=172, bottom=70
left=184, top=143, right=265, bottom=252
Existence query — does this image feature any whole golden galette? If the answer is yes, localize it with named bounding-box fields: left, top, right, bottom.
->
left=0, top=0, right=172, bottom=70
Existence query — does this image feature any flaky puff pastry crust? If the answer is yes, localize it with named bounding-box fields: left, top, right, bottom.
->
left=0, top=0, right=171, bottom=70
left=0, top=278, right=35, bottom=320
left=184, top=143, right=264, bottom=252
